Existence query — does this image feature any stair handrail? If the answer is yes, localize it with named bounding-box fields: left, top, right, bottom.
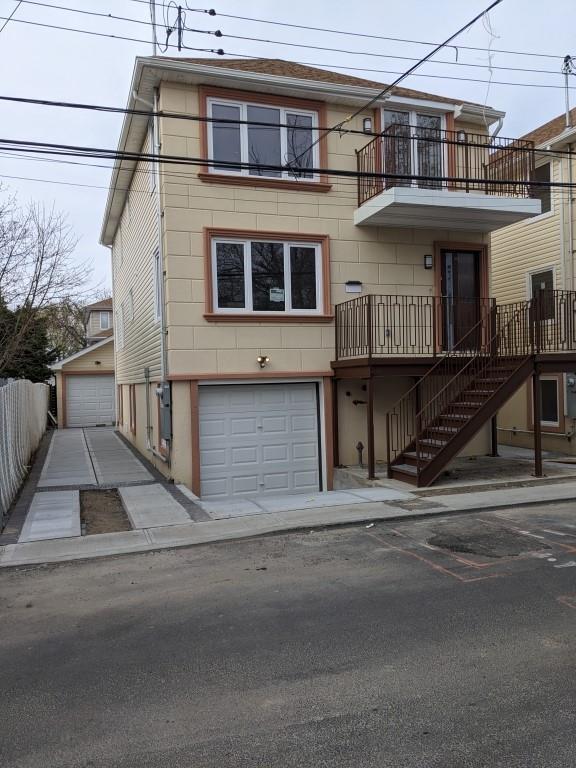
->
left=385, top=302, right=496, bottom=475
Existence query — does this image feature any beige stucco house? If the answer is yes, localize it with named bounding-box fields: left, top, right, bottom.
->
left=101, top=57, right=546, bottom=496
left=491, top=107, right=576, bottom=455
left=51, top=299, right=115, bottom=428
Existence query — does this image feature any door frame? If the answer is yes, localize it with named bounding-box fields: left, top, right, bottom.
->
left=433, top=241, right=490, bottom=351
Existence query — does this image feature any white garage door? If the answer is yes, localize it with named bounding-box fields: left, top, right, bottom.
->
left=66, top=375, right=116, bottom=428
left=199, top=383, right=321, bottom=499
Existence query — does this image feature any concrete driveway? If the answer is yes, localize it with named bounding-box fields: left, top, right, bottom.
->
left=1, top=502, right=575, bottom=768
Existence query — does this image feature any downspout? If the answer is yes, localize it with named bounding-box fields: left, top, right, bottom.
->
left=569, top=142, right=575, bottom=292
left=490, top=116, right=503, bottom=139
left=133, top=88, right=170, bottom=464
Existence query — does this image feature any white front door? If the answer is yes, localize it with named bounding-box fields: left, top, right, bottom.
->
left=66, top=374, right=116, bottom=427
left=199, top=383, right=321, bottom=499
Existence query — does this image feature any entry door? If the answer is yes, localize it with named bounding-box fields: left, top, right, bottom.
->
left=440, top=249, right=482, bottom=349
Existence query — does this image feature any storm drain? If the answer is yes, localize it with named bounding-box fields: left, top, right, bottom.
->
left=428, top=524, right=550, bottom=558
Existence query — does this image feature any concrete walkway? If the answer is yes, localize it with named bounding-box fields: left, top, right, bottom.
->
left=3, top=476, right=576, bottom=568
left=38, top=430, right=96, bottom=488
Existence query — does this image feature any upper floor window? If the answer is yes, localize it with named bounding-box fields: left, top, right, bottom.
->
left=531, top=163, right=551, bottom=214
left=207, top=98, right=319, bottom=180
left=211, top=237, right=323, bottom=315
left=99, top=311, right=111, bottom=330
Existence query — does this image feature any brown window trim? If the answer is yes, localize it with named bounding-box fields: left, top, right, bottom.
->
left=129, top=384, right=137, bottom=436
left=528, top=374, right=565, bottom=434
left=198, top=85, right=332, bottom=192
left=204, top=227, right=332, bottom=322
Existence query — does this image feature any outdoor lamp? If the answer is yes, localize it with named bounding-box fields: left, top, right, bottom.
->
left=362, top=117, right=372, bottom=133
left=257, top=355, right=270, bottom=369
left=424, top=254, right=433, bottom=270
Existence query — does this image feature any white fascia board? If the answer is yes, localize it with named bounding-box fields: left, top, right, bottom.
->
left=51, top=336, right=114, bottom=371
left=453, top=103, right=505, bottom=126
left=542, top=126, right=576, bottom=150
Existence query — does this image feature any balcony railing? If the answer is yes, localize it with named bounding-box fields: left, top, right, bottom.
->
left=335, top=292, right=576, bottom=360
left=356, top=125, right=536, bottom=207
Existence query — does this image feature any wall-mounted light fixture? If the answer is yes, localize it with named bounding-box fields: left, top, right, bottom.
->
left=456, top=130, right=467, bottom=142
left=94, top=360, right=101, bottom=366
left=345, top=280, right=363, bottom=294
left=257, top=355, right=270, bottom=369
left=424, top=254, right=433, bottom=270
left=362, top=117, right=372, bottom=134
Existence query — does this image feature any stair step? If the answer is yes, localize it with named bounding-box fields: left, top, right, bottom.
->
left=426, top=425, right=459, bottom=434
left=420, top=438, right=448, bottom=448
left=391, top=463, right=418, bottom=476
left=440, top=413, right=470, bottom=421
left=404, top=451, right=435, bottom=462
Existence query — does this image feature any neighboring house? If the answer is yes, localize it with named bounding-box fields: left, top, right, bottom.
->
left=84, top=298, right=114, bottom=344
left=101, top=56, right=549, bottom=496
left=491, top=107, right=576, bottom=455
left=51, top=299, right=115, bottom=427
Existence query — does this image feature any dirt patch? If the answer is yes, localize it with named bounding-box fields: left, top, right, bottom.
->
left=80, top=489, right=132, bottom=535
left=428, top=525, right=550, bottom=558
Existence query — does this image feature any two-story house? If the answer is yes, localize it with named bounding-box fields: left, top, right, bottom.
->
left=52, top=298, right=115, bottom=428
left=491, top=107, right=576, bottom=455
left=101, top=56, right=553, bottom=497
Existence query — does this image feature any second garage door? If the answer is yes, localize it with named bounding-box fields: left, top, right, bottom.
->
left=66, top=374, right=116, bottom=427
left=199, top=383, right=320, bottom=499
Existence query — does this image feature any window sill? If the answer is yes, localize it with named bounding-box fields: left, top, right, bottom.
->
left=198, top=172, right=332, bottom=193
left=204, top=312, right=334, bottom=324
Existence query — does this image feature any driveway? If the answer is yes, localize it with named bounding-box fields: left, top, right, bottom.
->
left=1, top=502, right=575, bottom=768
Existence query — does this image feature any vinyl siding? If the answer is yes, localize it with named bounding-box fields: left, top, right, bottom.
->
left=61, top=341, right=115, bottom=372
left=112, top=131, right=161, bottom=384
left=491, top=158, right=562, bottom=304
left=86, top=310, right=113, bottom=337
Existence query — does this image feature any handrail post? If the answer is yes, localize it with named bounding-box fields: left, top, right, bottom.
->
left=366, top=294, right=373, bottom=360
left=334, top=302, right=340, bottom=361
left=386, top=412, right=392, bottom=478
left=355, top=148, right=361, bottom=207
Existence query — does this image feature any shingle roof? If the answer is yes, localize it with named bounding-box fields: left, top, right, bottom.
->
left=518, top=107, right=576, bottom=146
left=86, top=298, right=113, bottom=311
left=171, top=57, right=479, bottom=106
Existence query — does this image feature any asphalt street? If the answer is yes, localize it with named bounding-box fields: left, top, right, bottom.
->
left=1, top=502, right=575, bottom=767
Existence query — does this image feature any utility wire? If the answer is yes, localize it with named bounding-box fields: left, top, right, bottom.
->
left=0, top=0, right=22, bottom=35
left=287, top=0, right=505, bottom=170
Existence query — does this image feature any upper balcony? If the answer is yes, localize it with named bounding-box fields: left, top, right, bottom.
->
left=354, top=126, right=542, bottom=232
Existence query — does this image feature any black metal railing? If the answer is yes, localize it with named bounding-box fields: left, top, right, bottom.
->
left=335, top=294, right=494, bottom=359
left=357, top=125, right=536, bottom=206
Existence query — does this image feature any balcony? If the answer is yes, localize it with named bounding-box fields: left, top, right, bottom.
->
left=334, top=293, right=576, bottom=362
left=354, top=126, right=541, bottom=231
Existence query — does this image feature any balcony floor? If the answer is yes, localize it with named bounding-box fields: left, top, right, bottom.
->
left=354, top=187, right=541, bottom=232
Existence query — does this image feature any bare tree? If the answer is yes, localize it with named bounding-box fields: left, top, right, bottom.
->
left=0, top=191, right=90, bottom=371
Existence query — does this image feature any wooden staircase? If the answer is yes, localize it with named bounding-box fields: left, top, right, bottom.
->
left=389, top=356, right=532, bottom=486
left=386, top=300, right=537, bottom=488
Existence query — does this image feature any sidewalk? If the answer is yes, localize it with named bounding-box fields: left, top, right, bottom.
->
left=2, top=470, right=576, bottom=568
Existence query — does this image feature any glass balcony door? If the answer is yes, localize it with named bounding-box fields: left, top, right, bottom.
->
left=383, top=110, right=443, bottom=189
left=440, top=249, right=482, bottom=350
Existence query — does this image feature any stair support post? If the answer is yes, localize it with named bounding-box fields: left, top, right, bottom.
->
left=367, top=375, right=375, bottom=480
left=532, top=371, right=543, bottom=477
left=490, top=414, right=499, bottom=457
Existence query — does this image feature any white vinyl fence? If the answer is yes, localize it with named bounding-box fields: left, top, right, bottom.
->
left=0, top=380, right=49, bottom=522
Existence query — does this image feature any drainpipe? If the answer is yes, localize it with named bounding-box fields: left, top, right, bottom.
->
left=490, top=116, right=503, bottom=139
left=569, top=143, right=575, bottom=292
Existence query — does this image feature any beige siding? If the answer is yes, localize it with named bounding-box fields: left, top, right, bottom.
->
left=86, top=310, right=113, bottom=338
left=491, top=158, right=562, bottom=304
left=112, top=132, right=161, bottom=384
left=159, top=82, right=489, bottom=377
left=61, top=341, right=115, bottom=372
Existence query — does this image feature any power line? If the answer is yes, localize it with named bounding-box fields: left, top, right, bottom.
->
left=1, top=136, right=573, bottom=191
left=1, top=12, right=575, bottom=92
left=125, top=0, right=570, bottom=62
left=0, top=0, right=23, bottom=35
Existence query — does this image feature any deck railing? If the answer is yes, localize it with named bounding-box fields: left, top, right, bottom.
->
left=357, top=125, right=536, bottom=207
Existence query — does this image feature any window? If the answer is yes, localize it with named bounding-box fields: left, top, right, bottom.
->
left=116, top=308, right=125, bottom=350
left=212, top=238, right=322, bottom=315
left=208, top=98, right=318, bottom=180
left=129, top=384, right=137, bottom=435
left=531, top=163, right=551, bottom=214
left=99, top=311, right=111, bottom=330
left=540, top=378, right=559, bottom=426
left=383, top=109, right=444, bottom=189
left=153, top=248, right=162, bottom=322
left=530, top=268, right=554, bottom=320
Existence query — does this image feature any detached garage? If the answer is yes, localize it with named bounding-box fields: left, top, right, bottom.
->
left=51, top=337, right=116, bottom=428
left=198, top=382, right=322, bottom=500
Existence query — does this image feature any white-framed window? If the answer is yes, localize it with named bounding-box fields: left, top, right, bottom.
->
left=148, top=120, right=156, bottom=193
left=540, top=376, right=560, bottom=427
left=153, top=247, right=162, bottom=322
left=99, top=311, right=111, bottom=330
left=382, top=108, right=446, bottom=188
left=211, top=237, right=323, bottom=315
left=531, top=162, right=552, bottom=215
left=207, top=98, right=319, bottom=180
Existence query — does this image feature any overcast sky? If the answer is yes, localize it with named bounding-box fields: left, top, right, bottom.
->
left=1, top=0, right=575, bottom=294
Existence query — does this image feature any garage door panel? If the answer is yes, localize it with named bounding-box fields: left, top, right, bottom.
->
left=199, top=383, right=320, bottom=499
left=66, top=375, right=115, bottom=428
